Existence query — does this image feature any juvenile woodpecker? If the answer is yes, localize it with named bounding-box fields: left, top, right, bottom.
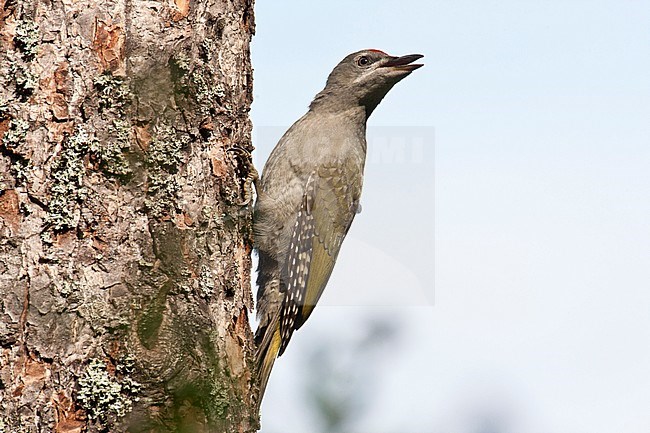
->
left=254, top=49, right=423, bottom=403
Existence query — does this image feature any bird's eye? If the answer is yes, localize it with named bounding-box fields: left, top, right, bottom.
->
left=357, top=56, right=370, bottom=67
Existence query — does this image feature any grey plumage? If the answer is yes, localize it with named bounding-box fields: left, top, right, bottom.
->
left=253, top=49, right=423, bottom=406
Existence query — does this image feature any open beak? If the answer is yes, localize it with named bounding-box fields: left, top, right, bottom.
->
left=381, top=54, right=424, bottom=72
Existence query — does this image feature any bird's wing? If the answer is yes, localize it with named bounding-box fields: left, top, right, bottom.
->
left=278, top=163, right=359, bottom=354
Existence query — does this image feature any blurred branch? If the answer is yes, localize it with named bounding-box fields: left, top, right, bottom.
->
left=302, top=315, right=400, bottom=433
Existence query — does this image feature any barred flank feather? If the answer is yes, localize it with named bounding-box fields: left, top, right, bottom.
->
left=279, top=180, right=315, bottom=355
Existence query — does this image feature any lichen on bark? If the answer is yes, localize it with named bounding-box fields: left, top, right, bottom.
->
left=0, top=0, right=258, bottom=432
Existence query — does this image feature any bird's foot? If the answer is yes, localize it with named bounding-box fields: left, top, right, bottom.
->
left=228, top=145, right=259, bottom=206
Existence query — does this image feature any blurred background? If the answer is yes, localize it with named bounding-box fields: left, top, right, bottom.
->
left=250, top=1, right=650, bottom=432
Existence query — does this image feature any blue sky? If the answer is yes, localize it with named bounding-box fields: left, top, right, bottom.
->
left=250, top=1, right=650, bottom=432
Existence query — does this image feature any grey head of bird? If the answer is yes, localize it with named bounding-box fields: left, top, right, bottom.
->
left=310, top=49, right=424, bottom=116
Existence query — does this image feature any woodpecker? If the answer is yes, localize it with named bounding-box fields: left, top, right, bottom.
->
left=253, top=49, right=423, bottom=404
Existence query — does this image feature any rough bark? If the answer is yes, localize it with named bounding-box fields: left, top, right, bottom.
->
left=0, top=0, right=257, bottom=432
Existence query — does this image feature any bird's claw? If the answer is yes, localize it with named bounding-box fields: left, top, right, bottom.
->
left=237, top=166, right=259, bottom=206
left=228, top=146, right=259, bottom=206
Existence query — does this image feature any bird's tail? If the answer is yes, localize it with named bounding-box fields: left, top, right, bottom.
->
left=254, top=315, right=282, bottom=410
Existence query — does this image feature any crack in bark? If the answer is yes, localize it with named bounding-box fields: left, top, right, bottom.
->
left=18, top=272, right=30, bottom=365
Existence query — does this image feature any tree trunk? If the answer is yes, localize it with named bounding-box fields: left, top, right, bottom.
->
left=0, top=0, right=257, bottom=432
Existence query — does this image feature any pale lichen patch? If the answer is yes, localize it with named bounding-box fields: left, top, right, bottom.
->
left=44, top=127, right=93, bottom=231
left=76, top=358, right=141, bottom=424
